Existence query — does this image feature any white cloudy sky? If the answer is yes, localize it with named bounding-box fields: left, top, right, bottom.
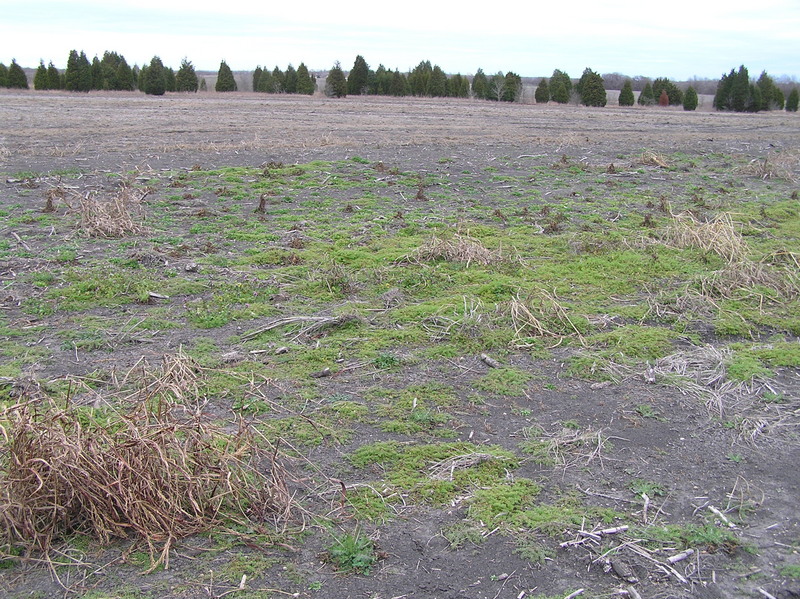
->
left=3, top=0, right=799, bottom=80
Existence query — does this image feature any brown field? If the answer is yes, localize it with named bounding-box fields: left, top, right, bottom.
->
left=1, top=90, right=799, bottom=599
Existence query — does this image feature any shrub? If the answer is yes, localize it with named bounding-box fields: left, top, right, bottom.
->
left=534, top=77, right=549, bottom=103
left=550, top=69, right=572, bottom=103
left=577, top=67, right=606, bottom=107
left=618, top=79, right=634, bottom=106
left=786, top=88, right=799, bottom=112
left=683, top=86, right=698, bottom=111
left=215, top=60, right=237, bottom=92
left=325, top=62, right=347, bottom=97
left=638, top=82, right=655, bottom=106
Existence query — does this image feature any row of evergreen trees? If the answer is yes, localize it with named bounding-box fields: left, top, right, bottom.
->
left=4, top=53, right=799, bottom=113
left=252, top=63, right=315, bottom=94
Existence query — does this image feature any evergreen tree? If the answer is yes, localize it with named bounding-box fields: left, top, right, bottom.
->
left=618, top=79, right=634, bottom=106
left=296, top=63, right=315, bottom=95
left=786, top=88, right=799, bottom=112
left=252, top=66, right=263, bottom=92
left=408, top=60, right=433, bottom=96
left=47, top=61, right=61, bottom=89
left=0, top=63, right=7, bottom=88
left=534, top=77, right=549, bottom=103
left=652, top=77, right=683, bottom=105
left=371, top=64, right=389, bottom=95
left=164, top=67, right=176, bottom=92
left=502, top=71, right=522, bottom=102
left=34, top=60, right=49, bottom=90
left=325, top=62, right=347, bottom=97
left=449, top=74, right=469, bottom=98
left=714, top=65, right=761, bottom=112
left=215, top=60, right=237, bottom=92
left=471, top=68, right=488, bottom=99
left=143, top=56, right=166, bottom=95
left=116, top=59, right=135, bottom=91
left=65, top=50, right=87, bottom=91
left=549, top=69, right=572, bottom=103
left=756, top=71, right=784, bottom=110
left=7, top=59, right=29, bottom=89
left=683, top=86, right=698, bottom=111
left=199, top=78, right=207, bottom=91
left=271, top=66, right=284, bottom=92
left=284, top=64, right=298, bottom=94
left=577, top=67, right=606, bottom=107
left=91, top=56, right=102, bottom=90
left=347, top=55, right=370, bottom=95
left=390, top=69, right=407, bottom=96
left=429, top=65, right=448, bottom=97
left=175, top=59, right=198, bottom=92
left=638, top=82, right=655, bottom=105
left=488, top=72, right=505, bottom=101
left=77, top=51, right=92, bottom=91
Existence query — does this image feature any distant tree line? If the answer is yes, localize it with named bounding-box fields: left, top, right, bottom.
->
left=5, top=52, right=799, bottom=113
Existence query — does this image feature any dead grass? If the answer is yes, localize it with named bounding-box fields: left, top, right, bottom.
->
left=0, top=394, right=294, bottom=572
left=636, top=150, right=669, bottom=168
left=508, top=292, right=587, bottom=348
left=697, top=259, right=800, bottom=300
left=78, top=185, right=147, bottom=238
left=739, top=150, right=799, bottom=183
left=406, top=233, right=502, bottom=267
left=659, top=212, right=748, bottom=263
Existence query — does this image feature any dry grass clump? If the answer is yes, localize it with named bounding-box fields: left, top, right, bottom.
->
left=406, top=233, right=502, bottom=267
left=697, top=259, right=800, bottom=300
left=636, top=150, right=669, bottom=168
left=508, top=292, right=587, bottom=348
left=79, top=185, right=147, bottom=238
left=739, top=150, right=799, bottom=183
left=0, top=396, right=293, bottom=571
left=660, top=212, right=748, bottom=263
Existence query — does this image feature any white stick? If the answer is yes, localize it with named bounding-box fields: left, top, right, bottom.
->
left=708, top=505, right=736, bottom=528
left=564, top=590, right=585, bottom=599
left=667, top=548, right=694, bottom=564
left=757, top=589, right=777, bottom=599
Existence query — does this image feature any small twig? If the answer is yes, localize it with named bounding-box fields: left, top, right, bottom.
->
left=757, top=589, right=778, bottom=599
left=564, top=590, right=585, bottom=599
left=667, top=548, right=694, bottom=564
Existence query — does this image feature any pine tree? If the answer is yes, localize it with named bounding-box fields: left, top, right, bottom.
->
left=7, top=59, right=29, bottom=89
left=408, top=61, right=433, bottom=96
left=284, top=64, right=298, bottom=94
left=270, top=66, right=284, bottom=92
left=577, top=67, right=606, bottom=107
left=502, top=72, right=522, bottom=102
left=116, top=59, right=135, bottom=91
left=714, top=65, right=761, bottom=112
left=296, top=63, right=316, bottom=95
left=143, top=56, right=166, bottom=95
left=756, top=71, right=784, bottom=110
left=325, top=62, right=347, bottom=97
left=164, top=67, right=176, bottom=92
left=471, top=69, right=488, bottom=99
left=91, top=56, right=102, bottom=90
left=534, top=77, right=549, bottom=103
left=683, top=86, right=698, bottom=111
left=390, top=70, right=407, bottom=96
left=658, top=90, right=669, bottom=106
left=252, top=66, right=263, bottom=92
left=34, top=60, right=49, bottom=90
left=786, top=88, right=799, bottom=112
left=215, top=61, right=237, bottom=92
left=175, top=59, right=198, bottom=92
left=618, top=79, right=634, bottom=106
left=47, top=62, right=61, bottom=89
left=638, top=82, right=654, bottom=106
left=549, top=69, right=572, bottom=103
left=0, top=63, right=7, bottom=88
left=199, top=78, right=207, bottom=92
left=429, top=65, right=448, bottom=97
left=347, top=55, right=370, bottom=95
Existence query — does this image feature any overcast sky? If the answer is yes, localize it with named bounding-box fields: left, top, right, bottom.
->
left=3, top=0, right=799, bottom=81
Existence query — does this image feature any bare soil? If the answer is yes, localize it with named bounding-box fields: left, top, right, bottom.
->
left=1, top=90, right=799, bottom=599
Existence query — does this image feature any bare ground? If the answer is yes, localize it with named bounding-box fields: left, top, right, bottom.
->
left=1, top=90, right=799, bottom=599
